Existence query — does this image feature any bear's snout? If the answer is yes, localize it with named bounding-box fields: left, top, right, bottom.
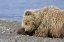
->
left=25, top=31, right=30, bottom=34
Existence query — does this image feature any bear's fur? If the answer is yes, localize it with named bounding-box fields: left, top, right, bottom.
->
left=21, top=6, right=64, bottom=38
left=15, top=28, right=26, bottom=35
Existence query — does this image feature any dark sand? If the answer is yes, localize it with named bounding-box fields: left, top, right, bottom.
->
left=0, top=20, right=64, bottom=42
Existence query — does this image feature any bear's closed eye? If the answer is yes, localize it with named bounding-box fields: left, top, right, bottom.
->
left=25, top=23, right=28, bottom=25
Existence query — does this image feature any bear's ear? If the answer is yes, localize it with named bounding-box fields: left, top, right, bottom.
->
left=25, top=10, right=32, bottom=16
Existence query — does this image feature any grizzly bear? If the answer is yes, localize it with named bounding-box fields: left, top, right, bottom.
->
left=21, top=6, right=64, bottom=38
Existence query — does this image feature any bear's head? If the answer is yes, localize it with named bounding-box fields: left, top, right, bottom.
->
left=21, top=10, right=42, bottom=35
left=21, top=10, right=36, bottom=35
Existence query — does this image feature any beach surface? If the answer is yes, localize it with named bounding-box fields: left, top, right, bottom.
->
left=0, top=20, right=64, bottom=42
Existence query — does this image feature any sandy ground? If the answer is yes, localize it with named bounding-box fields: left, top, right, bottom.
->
left=0, top=20, right=64, bottom=42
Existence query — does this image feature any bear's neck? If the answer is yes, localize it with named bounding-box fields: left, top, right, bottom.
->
left=34, top=14, right=42, bottom=28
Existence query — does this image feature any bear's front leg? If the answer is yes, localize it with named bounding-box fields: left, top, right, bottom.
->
left=33, top=24, right=49, bottom=37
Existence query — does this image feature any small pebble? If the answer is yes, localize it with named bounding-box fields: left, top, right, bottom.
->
left=2, top=31, right=5, bottom=33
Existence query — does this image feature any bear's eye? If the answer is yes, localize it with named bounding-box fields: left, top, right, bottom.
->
left=25, top=23, right=28, bottom=25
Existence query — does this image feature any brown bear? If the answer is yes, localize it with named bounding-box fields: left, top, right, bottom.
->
left=21, top=6, right=64, bottom=38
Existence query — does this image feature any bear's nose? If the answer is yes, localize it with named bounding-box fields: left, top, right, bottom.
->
left=25, top=31, right=29, bottom=33
left=25, top=31, right=30, bottom=34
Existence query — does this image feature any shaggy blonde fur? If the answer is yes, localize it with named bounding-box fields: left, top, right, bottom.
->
left=22, top=6, right=64, bottom=38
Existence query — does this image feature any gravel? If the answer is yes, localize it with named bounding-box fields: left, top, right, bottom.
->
left=0, top=20, right=64, bottom=42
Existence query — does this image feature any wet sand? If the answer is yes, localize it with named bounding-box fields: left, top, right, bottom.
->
left=0, top=20, right=64, bottom=42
